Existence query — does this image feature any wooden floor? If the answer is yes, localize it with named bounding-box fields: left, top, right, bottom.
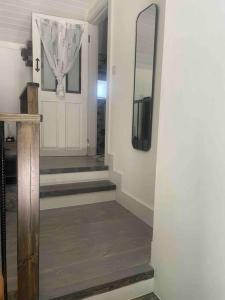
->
left=5, top=144, right=105, bottom=170
left=6, top=201, right=152, bottom=299
left=40, top=156, right=105, bottom=172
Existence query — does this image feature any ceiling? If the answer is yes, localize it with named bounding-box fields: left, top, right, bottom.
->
left=0, top=0, right=97, bottom=44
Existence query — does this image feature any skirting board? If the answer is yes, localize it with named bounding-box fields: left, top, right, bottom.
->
left=85, top=278, right=154, bottom=300
left=117, top=190, right=154, bottom=228
left=107, top=154, right=154, bottom=227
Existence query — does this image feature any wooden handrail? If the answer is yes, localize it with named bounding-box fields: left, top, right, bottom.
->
left=0, top=114, right=41, bottom=300
left=0, top=113, right=41, bottom=123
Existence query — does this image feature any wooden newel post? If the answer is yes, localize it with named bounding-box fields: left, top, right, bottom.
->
left=20, top=82, right=39, bottom=114
left=17, top=121, right=40, bottom=300
left=0, top=113, right=41, bottom=299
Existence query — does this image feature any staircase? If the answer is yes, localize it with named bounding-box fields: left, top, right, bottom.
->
left=4, top=154, right=154, bottom=299
left=40, top=160, right=116, bottom=210
left=38, top=158, right=154, bottom=300
left=1, top=85, right=154, bottom=299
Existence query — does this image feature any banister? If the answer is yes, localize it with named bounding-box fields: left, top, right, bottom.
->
left=20, top=82, right=39, bottom=114
left=17, top=120, right=40, bottom=300
left=0, top=114, right=41, bottom=300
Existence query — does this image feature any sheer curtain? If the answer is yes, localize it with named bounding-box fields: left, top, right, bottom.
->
left=37, top=18, right=84, bottom=97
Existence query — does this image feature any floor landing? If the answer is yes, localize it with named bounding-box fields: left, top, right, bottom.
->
left=6, top=201, right=152, bottom=299
left=40, top=156, right=107, bottom=174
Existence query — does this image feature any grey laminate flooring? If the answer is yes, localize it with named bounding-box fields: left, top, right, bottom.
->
left=5, top=145, right=105, bottom=170
left=40, top=156, right=105, bottom=171
left=6, top=201, right=152, bottom=299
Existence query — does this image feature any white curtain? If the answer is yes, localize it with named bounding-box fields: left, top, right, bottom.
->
left=37, top=19, right=84, bottom=97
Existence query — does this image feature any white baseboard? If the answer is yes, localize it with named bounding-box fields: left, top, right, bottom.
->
left=117, top=190, right=154, bottom=228
left=85, top=278, right=154, bottom=300
left=40, top=190, right=116, bottom=210
left=108, top=154, right=154, bottom=227
left=40, top=170, right=109, bottom=186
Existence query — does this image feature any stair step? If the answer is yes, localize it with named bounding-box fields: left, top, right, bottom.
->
left=40, top=180, right=116, bottom=198
left=8, top=266, right=154, bottom=300
left=40, top=165, right=108, bottom=175
left=48, top=264, right=154, bottom=300
left=40, top=170, right=109, bottom=186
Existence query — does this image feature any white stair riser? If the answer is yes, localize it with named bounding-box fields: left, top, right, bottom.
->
left=40, top=170, right=109, bottom=186
left=40, top=190, right=116, bottom=210
left=85, top=278, right=154, bottom=300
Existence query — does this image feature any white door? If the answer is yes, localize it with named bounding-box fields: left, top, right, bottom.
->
left=32, top=13, right=88, bottom=156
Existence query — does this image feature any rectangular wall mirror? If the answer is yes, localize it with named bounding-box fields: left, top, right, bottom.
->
left=132, top=4, right=158, bottom=151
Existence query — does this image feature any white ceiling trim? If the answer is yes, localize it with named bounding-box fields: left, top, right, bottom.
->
left=0, top=40, right=25, bottom=49
left=88, top=0, right=108, bottom=24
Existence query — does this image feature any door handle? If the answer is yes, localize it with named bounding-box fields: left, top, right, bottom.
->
left=35, top=58, right=40, bottom=72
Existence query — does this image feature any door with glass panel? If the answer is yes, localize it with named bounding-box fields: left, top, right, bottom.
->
left=32, top=13, right=88, bottom=156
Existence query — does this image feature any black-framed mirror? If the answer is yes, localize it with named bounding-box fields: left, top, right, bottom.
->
left=132, top=4, right=158, bottom=151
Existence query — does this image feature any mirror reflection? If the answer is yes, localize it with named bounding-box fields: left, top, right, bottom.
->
left=132, top=4, right=157, bottom=151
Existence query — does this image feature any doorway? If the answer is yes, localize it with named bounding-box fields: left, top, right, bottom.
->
left=97, top=17, right=108, bottom=156
left=33, top=13, right=90, bottom=157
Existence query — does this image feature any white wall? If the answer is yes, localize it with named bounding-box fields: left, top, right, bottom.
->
left=107, top=0, right=165, bottom=219
left=0, top=42, right=32, bottom=113
left=152, top=0, right=225, bottom=299
left=0, top=41, right=32, bottom=136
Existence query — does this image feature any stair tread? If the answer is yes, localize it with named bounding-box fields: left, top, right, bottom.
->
left=8, top=265, right=153, bottom=300
left=40, top=180, right=116, bottom=198
left=46, top=264, right=154, bottom=300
